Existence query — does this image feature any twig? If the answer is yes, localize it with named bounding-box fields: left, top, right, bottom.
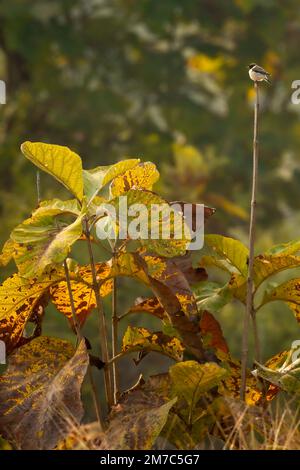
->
left=36, top=170, right=41, bottom=204
left=111, top=273, right=119, bottom=405
left=241, top=81, right=260, bottom=400
left=84, top=217, right=114, bottom=408
left=63, top=259, right=105, bottom=431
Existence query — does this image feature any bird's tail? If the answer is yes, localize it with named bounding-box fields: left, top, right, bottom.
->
left=264, top=76, right=272, bottom=85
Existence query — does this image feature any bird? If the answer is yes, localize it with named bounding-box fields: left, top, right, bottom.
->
left=248, top=63, right=271, bottom=84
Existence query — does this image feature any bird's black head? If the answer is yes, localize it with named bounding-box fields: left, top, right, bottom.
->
left=248, top=63, right=256, bottom=70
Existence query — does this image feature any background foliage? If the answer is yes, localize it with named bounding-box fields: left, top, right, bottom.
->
left=1, top=0, right=300, bottom=419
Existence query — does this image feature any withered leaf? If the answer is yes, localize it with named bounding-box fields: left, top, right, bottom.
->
left=0, top=337, right=89, bottom=450
left=0, top=268, right=63, bottom=353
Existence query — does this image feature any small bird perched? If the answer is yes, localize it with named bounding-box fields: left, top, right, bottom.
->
left=248, top=63, right=271, bottom=84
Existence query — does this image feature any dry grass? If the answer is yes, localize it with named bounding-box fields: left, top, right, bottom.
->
left=222, top=397, right=300, bottom=450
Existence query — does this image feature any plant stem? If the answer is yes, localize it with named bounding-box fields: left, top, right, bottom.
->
left=84, top=218, right=114, bottom=408
left=252, top=311, right=261, bottom=363
left=240, top=81, right=260, bottom=400
left=36, top=170, right=41, bottom=204
left=63, top=260, right=82, bottom=342
left=63, top=260, right=105, bottom=431
left=112, top=274, right=119, bottom=405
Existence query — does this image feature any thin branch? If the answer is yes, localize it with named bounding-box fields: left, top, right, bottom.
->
left=36, top=171, right=41, bottom=204
left=241, top=81, right=260, bottom=400
left=63, top=260, right=105, bottom=431
left=84, top=217, right=114, bottom=408
left=111, top=273, right=119, bottom=405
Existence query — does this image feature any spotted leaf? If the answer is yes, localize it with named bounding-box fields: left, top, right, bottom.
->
left=0, top=337, right=89, bottom=449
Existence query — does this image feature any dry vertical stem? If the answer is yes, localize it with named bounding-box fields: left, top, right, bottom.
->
left=63, top=259, right=105, bottom=431
left=240, top=81, right=260, bottom=400
left=111, top=272, right=119, bottom=405
left=84, top=217, right=114, bottom=408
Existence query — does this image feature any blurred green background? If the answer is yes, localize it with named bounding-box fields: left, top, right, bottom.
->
left=1, top=0, right=300, bottom=418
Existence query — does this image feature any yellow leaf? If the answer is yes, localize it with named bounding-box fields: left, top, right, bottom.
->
left=170, top=360, right=228, bottom=407
left=21, top=141, right=84, bottom=201
left=122, top=326, right=184, bottom=362
left=110, top=162, right=159, bottom=197
left=0, top=337, right=88, bottom=449
left=204, top=235, right=249, bottom=277
left=0, top=268, right=63, bottom=352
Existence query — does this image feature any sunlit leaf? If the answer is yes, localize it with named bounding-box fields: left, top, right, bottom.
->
left=21, top=141, right=84, bottom=201
left=50, top=268, right=112, bottom=327
left=83, top=158, right=140, bottom=201
left=0, top=268, right=63, bottom=353
left=11, top=208, right=83, bottom=278
left=0, top=239, right=15, bottom=267
left=204, top=235, right=249, bottom=277
left=261, top=278, right=300, bottom=322
left=110, top=162, right=159, bottom=197
left=254, top=254, right=300, bottom=288
left=108, top=189, right=190, bottom=257
left=0, top=337, right=89, bottom=449
left=266, top=239, right=300, bottom=256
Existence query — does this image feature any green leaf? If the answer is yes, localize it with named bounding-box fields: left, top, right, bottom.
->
left=21, top=141, right=84, bottom=201
left=11, top=203, right=84, bottom=278
left=204, top=235, right=249, bottom=277
left=170, top=360, right=228, bottom=407
left=122, top=326, right=184, bottom=362
left=83, top=158, right=140, bottom=201
left=0, top=337, right=89, bottom=449
left=194, top=281, right=232, bottom=313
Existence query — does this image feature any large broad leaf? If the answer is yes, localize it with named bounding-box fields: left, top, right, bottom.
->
left=0, top=337, right=89, bottom=449
left=11, top=206, right=83, bottom=278
left=21, top=141, right=84, bottom=201
left=204, top=235, right=249, bottom=277
left=261, top=278, right=300, bottom=322
left=170, top=360, right=228, bottom=407
left=88, top=252, right=205, bottom=361
left=0, top=268, right=63, bottom=353
left=110, top=162, right=159, bottom=197
left=83, top=158, right=140, bottom=201
left=122, top=326, right=184, bottom=362
left=105, top=189, right=190, bottom=257
left=100, top=379, right=176, bottom=450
